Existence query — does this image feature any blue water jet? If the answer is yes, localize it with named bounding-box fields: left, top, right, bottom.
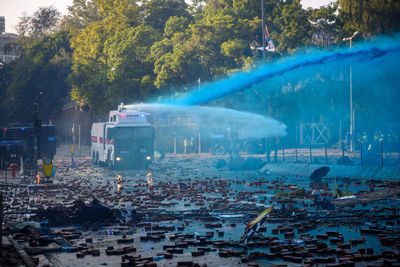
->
left=159, top=35, right=400, bottom=106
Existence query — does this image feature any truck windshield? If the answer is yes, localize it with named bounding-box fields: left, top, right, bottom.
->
left=114, top=127, right=152, bottom=139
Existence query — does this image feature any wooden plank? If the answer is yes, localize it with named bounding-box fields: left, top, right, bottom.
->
left=7, top=235, right=36, bottom=267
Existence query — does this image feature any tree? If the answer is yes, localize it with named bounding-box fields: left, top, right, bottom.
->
left=104, top=25, right=160, bottom=103
left=164, top=16, right=190, bottom=38
left=16, top=7, right=61, bottom=37
left=272, top=0, right=312, bottom=53
left=338, top=0, right=400, bottom=36
left=143, top=0, right=192, bottom=32
left=69, top=21, right=109, bottom=111
left=309, top=3, right=340, bottom=47
left=151, top=31, right=199, bottom=89
left=187, top=0, right=206, bottom=20
left=61, top=0, right=103, bottom=30
left=68, top=0, right=157, bottom=113
left=151, top=10, right=260, bottom=92
left=0, top=31, right=72, bottom=125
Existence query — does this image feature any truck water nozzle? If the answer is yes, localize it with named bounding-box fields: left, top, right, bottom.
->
left=118, top=103, right=125, bottom=112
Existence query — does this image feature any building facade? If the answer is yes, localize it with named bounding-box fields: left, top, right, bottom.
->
left=0, top=16, right=19, bottom=64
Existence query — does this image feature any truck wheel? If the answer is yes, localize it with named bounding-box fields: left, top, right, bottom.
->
left=214, top=144, right=226, bottom=155
left=95, top=152, right=100, bottom=165
left=92, top=152, right=96, bottom=164
left=245, top=143, right=257, bottom=155
left=107, top=154, right=114, bottom=169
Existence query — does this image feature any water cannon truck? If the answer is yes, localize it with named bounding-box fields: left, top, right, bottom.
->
left=91, top=103, right=154, bottom=169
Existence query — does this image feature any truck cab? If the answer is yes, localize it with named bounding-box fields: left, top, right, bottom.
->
left=91, top=104, right=154, bottom=169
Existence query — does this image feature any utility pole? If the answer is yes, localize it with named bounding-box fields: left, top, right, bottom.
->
left=388, top=133, right=392, bottom=161
left=325, top=141, right=328, bottom=164
left=343, top=31, right=359, bottom=152
left=295, top=122, right=298, bottom=163
left=33, top=103, right=38, bottom=178
left=72, top=123, right=75, bottom=155
left=78, top=124, right=81, bottom=157
left=261, top=0, right=266, bottom=61
left=198, top=132, right=201, bottom=155
left=173, top=122, right=176, bottom=155
left=266, top=137, right=270, bottom=163
left=339, top=120, right=342, bottom=153
left=380, top=138, right=384, bottom=168
left=0, top=194, right=2, bottom=257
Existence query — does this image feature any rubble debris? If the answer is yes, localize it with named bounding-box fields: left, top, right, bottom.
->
left=33, top=198, right=115, bottom=225
left=314, top=197, right=335, bottom=210
left=2, top=145, right=400, bottom=267
left=15, top=221, right=41, bottom=230
left=310, top=166, right=330, bottom=184
left=332, top=186, right=400, bottom=206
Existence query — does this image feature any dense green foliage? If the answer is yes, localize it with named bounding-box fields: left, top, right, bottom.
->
left=16, top=6, right=61, bottom=37
left=339, top=0, right=400, bottom=37
left=0, top=0, right=399, bottom=127
left=0, top=31, right=72, bottom=124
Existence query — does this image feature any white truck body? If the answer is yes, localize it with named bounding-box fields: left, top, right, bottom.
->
left=91, top=104, right=154, bottom=169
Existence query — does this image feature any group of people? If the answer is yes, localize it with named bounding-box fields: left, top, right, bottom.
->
left=183, top=137, right=194, bottom=154
left=344, top=130, right=400, bottom=155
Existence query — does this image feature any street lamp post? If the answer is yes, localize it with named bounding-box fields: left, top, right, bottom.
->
left=33, top=103, right=38, bottom=178
left=343, top=31, right=359, bottom=152
left=261, top=0, right=266, bottom=61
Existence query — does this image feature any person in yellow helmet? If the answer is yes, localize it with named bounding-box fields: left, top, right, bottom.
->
left=184, top=138, right=188, bottom=154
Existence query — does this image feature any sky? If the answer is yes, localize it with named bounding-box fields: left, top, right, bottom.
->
left=1, top=0, right=333, bottom=34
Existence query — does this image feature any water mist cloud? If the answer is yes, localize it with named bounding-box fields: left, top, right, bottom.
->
left=126, top=104, right=287, bottom=139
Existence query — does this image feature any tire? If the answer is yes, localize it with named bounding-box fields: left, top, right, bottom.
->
left=107, top=153, right=114, bottom=169
left=92, top=152, right=96, bottom=164
left=245, top=143, right=257, bottom=155
left=95, top=152, right=99, bottom=165
left=214, top=144, right=226, bottom=155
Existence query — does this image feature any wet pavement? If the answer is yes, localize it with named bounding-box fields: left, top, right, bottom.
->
left=1, top=145, right=400, bottom=266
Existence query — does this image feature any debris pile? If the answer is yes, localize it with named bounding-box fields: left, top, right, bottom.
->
left=33, top=198, right=115, bottom=225
left=1, top=146, right=400, bottom=266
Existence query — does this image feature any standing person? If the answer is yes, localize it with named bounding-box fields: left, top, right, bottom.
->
left=184, top=138, right=188, bottom=154
left=189, top=137, right=194, bottom=154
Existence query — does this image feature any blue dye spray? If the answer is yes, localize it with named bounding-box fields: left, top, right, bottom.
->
left=131, top=36, right=400, bottom=140
left=160, top=35, right=400, bottom=106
